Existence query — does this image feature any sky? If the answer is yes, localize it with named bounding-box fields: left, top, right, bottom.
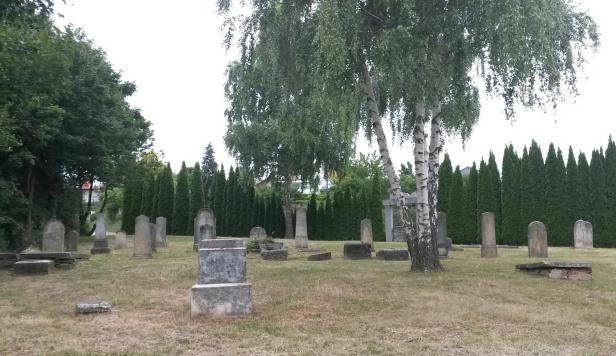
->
left=55, top=1, right=615, bottom=173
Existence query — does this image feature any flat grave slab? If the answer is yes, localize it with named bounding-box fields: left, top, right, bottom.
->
left=14, top=260, right=53, bottom=275
left=0, top=253, right=19, bottom=268
left=260, top=248, right=288, bottom=261
left=307, top=251, right=331, bottom=261
left=343, top=243, right=371, bottom=259
left=516, top=261, right=592, bottom=281
left=75, top=300, right=112, bottom=315
left=376, top=249, right=409, bottom=261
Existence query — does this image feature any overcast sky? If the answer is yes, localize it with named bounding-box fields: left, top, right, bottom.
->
left=56, top=1, right=615, bottom=173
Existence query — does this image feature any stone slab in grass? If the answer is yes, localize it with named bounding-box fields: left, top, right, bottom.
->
left=516, top=261, right=592, bottom=281
left=343, top=243, right=371, bottom=259
left=14, top=259, right=53, bottom=275
left=75, top=300, right=112, bottom=315
left=260, top=248, right=288, bottom=261
left=307, top=251, right=331, bottom=261
left=190, top=283, right=252, bottom=317
left=259, top=242, right=284, bottom=251
left=376, top=249, right=409, bottom=261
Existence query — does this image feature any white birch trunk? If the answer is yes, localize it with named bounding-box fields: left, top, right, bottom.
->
left=360, top=63, right=415, bottom=258
left=428, top=102, right=443, bottom=259
left=411, top=101, right=441, bottom=271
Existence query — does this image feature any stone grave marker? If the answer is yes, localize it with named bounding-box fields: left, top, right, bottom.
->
left=343, top=242, right=371, bottom=259
left=114, top=231, right=127, bottom=249
left=481, top=212, right=498, bottom=258
left=133, top=215, right=153, bottom=258
left=528, top=221, right=548, bottom=258
left=249, top=227, right=267, bottom=241
left=437, top=212, right=448, bottom=258
left=193, top=208, right=216, bottom=251
left=91, top=213, right=110, bottom=254
left=191, top=239, right=252, bottom=317
left=516, top=261, right=592, bottom=281
left=156, top=217, right=167, bottom=247
left=376, top=249, right=409, bottom=261
left=295, top=207, right=309, bottom=249
left=65, top=230, right=78, bottom=252
left=42, top=219, right=65, bottom=252
left=360, top=219, right=373, bottom=249
left=149, top=223, right=157, bottom=253
left=574, top=220, right=593, bottom=249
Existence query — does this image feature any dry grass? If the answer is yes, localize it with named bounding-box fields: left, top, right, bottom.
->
left=1, top=237, right=616, bottom=355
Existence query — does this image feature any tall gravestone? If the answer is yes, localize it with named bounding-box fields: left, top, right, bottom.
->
left=133, top=215, right=153, bottom=258
left=114, top=231, right=127, bottom=249
left=194, top=209, right=216, bottom=251
left=156, top=217, right=167, bottom=247
left=528, top=221, right=548, bottom=258
left=480, top=212, right=498, bottom=258
left=436, top=212, right=449, bottom=257
left=65, top=229, right=78, bottom=252
left=574, top=220, right=593, bottom=249
left=295, top=207, right=309, bottom=249
left=360, top=219, right=373, bottom=248
left=91, top=213, right=110, bottom=254
left=149, top=223, right=157, bottom=253
left=42, top=219, right=65, bottom=252
left=191, top=239, right=252, bottom=317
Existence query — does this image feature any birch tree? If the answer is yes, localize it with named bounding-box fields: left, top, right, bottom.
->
left=218, top=0, right=598, bottom=271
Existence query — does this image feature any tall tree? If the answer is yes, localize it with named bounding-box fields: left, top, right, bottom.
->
left=565, top=147, right=578, bottom=228
left=544, top=144, right=568, bottom=246
left=158, top=163, right=175, bottom=233
left=501, top=145, right=521, bottom=245
left=201, top=143, right=217, bottom=203
left=487, top=152, right=502, bottom=239
left=589, top=150, right=607, bottom=246
left=522, top=141, right=545, bottom=225
left=172, top=161, right=191, bottom=235
left=189, top=162, right=205, bottom=235
left=576, top=152, right=592, bottom=222
left=448, top=166, right=465, bottom=242
left=604, top=137, right=616, bottom=244
left=463, top=163, right=479, bottom=244
left=437, top=154, right=453, bottom=214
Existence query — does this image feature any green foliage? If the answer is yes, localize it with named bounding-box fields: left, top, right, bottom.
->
left=544, top=144, right=568, bottom=246
left=437, top=154, right=453, bottom=213
left=604, top=138, right=616, bottom=245
left=189, top=162, right=205, bottom=235
left=463, top=163, right=479, bottom=244
left=448, top=166, right=465, bottom=242
left=589, top=150, right=607, bottom=246
left=158, top=163, right=175, bottom=233
left=576, top=152, right=592, bottom=222
left=500, top=145, right=521, bottom=245
left=521, top=141, right=545, bottom=226
left=172, top=162, right=190, bottom=235
left=565, top=147, right=578, bottom=228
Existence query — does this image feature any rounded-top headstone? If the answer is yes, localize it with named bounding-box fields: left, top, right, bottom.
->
left=249, top=227, right=267, bottom=241
left=573, top=220, right=593, bottom=249
left=133, top=215, right=153, bottom=258
left=156, top=216, right=167, bottom=247
left=42, top=219, right=65, bottom=252
left=480, top=212, right=497, bottom=258
left=528, top=221, right=548, bottom=258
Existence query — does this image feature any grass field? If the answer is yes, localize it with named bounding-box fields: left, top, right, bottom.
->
left=1, top=236, right=616, bottom=355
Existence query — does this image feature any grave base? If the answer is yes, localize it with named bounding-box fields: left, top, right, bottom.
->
left=190, top=283, right=252, bottom=317
left=91, top=247, right=111, bottom=254
left=14, top=260, right=53, bottom=275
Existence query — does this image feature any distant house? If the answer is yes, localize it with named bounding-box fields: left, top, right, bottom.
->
left=81, top=181, right=102, bottom=203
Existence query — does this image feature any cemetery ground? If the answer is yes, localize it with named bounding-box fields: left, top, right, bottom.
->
left=1, top=239, right=616, bottom=355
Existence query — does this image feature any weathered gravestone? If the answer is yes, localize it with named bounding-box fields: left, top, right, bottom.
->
left=528, top=221, right=548, bottom=258
left=14, top=260, right=54, bottom=275
left=114, top=231, right=127, bottom=249
left=65, top=230, right=78, bottom=252
left=193, top=209, right=216, bottom=251
left=376, top=248, right=409, bottom=261
left=307, top=251, right=332, bottom=261
left=75, top=300, right=112, bottom=315
left=360, top=219, right=373, bottom=249
left=481, top=212, right=498, bottom=258
left=437, top=212, right=448, bottom=258
left=392, top=226, right=406, bottom=242
left=133, top=215, right=153, bottom=258
left=156, top=217, right=167, bottom=247
left=42, top=219, right=65, bottom=252
left=260, top=248, right=288, bottom=261
left=249, top=227, right=267, bottom=241
left=343, top=242, right=371, bottom=259
left=295, top=207, right=309, bottom=249
left=574, top=220, right=593, bottom=249
left=191, top=239, right=252, bottom=317
left=516, top=261, right=592, bottom=281
left=91, top=213, right=111, bottom=254
left=149, top=223, right=157, bottom=253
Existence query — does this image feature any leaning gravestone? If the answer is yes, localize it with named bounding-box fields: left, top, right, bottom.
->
left=191, top=239, right=252, bottom=317
left=91, top=213, right=110, bottom=254
left=574, top=220, right=593, bottom=249
left=481, top=212, right=498, bottom=258
left=156, top=217, right=167, bottom=247
left=149, top=223, right=157, bottom=253
left=528, top=221, right=548, bottom=258
left=360, top=219, right=373, bottom=248
left=65, top=230, right=78, bottom=252
left=42, top=219, right=65, bottom=252
left=133, top=215, right=153, bottom=258
left=249, top=227, right=267, bottom=241
left=114, top=231, right=127, bottom=249
left=193, top=209, right=216, bottom=251
left=295, top=207, right=309, bottom=249
left=436, top=212, right=448, bottom=258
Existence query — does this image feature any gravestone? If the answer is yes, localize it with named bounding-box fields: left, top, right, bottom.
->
left=392, top=226, right=406, bottom=242
left=193, top=209, right=216, bottom=251
left=260, top=248, right=288, bottom=261
left=343, top=242, right=371, bottom=259
left=574, top=220, right=593, bottom=249
left=91, top=213, right=110, bottom=254
left=42, top=219, right=65, bottom=252
left=114, top=231, right=127, bottom=249
left=295, top=207, right=308, bottom=249
left=437, top=212, right=448, bottom=257
left=149, top=223, right=157, bottom=253
left=249, top=227, right=267, bottom=241
left=191, top=239, right=252, bottom=317
left=75, top=300, right=112, bottom=315
left=307, top=251, right=331, bottom=261
left=516, top=261, right=592, bottom=281
left=14, top=260, right=54, bottom=275
left=360, top=219, right=373, bottom=248
left=156, top=217, right=167, bottom=247
left=65, top=230, right=78, bottom=252
left=133, top=215, right=153, bottom=258
left=528, top=221, right=548, bottom=258
left=376, top=248, right=409, bottom=261
left=480, top=212, right=498, bottom=258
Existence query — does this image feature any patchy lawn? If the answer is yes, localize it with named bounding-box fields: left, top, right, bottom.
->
left=1, top=237, right=616, bottom=355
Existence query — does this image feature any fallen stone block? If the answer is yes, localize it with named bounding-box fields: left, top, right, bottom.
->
left=516, top=261, right=592, bottom=281
left=343, top=243, right=371, bottom=260
left=376, top=248, right=409, bottom=261
left=75, top=300, right=112, bottom=315
left=260, top=248, right=288, bottom=261
left=307, top=251, right=331, bottom=261
left=14, top=260, right=53, bottom=275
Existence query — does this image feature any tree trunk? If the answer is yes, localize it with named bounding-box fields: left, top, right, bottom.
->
left=25, top=165, right=35, bottom=247
left=282, top=179, right=294, bottom=239
left=360, top=63, right=415, bottom=259
left=428, top=102, right=443, bottom=259
left=411, top=102, right=442, bottom=272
